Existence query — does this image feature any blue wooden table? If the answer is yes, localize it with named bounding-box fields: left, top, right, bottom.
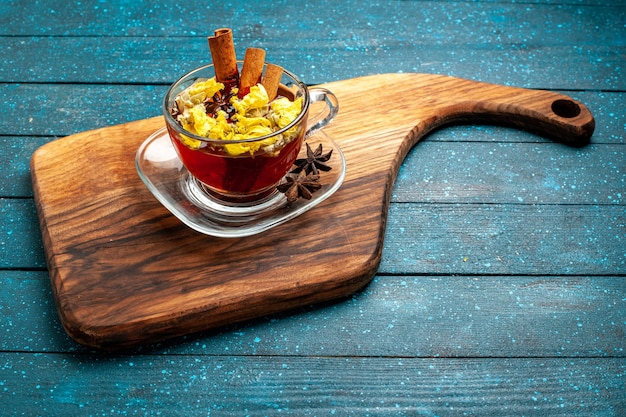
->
left=1, top=0, right=624, bottom=415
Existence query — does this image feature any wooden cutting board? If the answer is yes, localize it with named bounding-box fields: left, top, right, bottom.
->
left=31, top=73, right=594, bottom=350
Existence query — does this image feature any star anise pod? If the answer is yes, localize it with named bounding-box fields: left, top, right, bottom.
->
left=290, top=143, right=333, bottom=175
left=277, top=171, right=322, bottom=203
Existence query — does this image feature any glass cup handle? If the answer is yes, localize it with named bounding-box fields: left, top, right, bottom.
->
left=306, top=88, right=339, bottom=137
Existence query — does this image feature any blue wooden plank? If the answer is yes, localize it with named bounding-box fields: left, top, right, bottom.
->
left=381, top=203, right=626, bottom=275
left=0, top=136, right=51, bottom=198
left=394, top=142, right=625, bottom=205
left=1, top=38, right=624, bottom=90
left=1, top=352, right=624, bottom=416
left=2, top=271, right=624, bottom=357
left=2, top=84, right=624, bottom=139
left=0, top=1, right=623, bottom=89
left=2, top=198, right=624, bottom=274
left=0, top=271, right=76, bottom=352
left=0, top=199, right=46, bottom=269
left=2, top=0, right=624, bottom=38
left=0, top=84, right=168, bottom=136
left=3, top=135, right=623, bottom=203
left=2, top=197, right=624, bottom=274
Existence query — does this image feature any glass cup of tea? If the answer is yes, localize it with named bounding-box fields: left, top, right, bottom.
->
left=163, top=62, right=338, bottom=207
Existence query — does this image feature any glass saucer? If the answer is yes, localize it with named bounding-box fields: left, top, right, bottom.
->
left=135, top=127, right=346, bottom=238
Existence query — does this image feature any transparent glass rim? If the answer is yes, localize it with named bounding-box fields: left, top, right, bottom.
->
left=162, top=62, right=310, bottom=145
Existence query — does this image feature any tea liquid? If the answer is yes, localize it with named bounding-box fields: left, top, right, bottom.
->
left=170, top=126, right=305, bottom=199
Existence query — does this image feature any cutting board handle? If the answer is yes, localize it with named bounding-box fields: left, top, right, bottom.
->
left=406, top=81, right=595, bottom=148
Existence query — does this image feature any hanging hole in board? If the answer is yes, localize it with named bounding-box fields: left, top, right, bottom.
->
left=551, top=99, right=581, bottom=118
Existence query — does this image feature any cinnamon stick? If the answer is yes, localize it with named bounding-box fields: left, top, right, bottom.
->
left=262, top=63, right=283, bottom=101
left=208, top=28, right=238, bottom=89
left=239, top=47, right=266, bottom=97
